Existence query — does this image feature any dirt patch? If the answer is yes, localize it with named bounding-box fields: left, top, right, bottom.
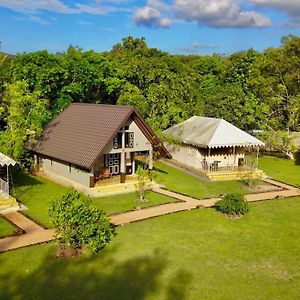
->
left=56, top=245, right=82, bottom=258
left=246, top=184, right=282, bottom=193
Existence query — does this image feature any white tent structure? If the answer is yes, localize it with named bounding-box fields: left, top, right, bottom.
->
left=164, top=116, right=264, bottom=149
left=164, top=117, right=265, bottom=180
left=0, top=152, right=16, bottom=196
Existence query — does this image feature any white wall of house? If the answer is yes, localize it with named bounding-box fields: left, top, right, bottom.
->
left=102, top=119, right=152, bottom=154
left=165, top=143, right=245, bottom=170
left=38, top=156, right=93, bottom=187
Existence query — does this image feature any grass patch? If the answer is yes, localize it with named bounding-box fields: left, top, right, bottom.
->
left=12, top=172, right=68, bottom=228
left=93, top=192, right=178, bottom=215
left=12, top=172, right=177, bottom=226
left=1, top=197, right=300, bottom=299
left=0, top=217, right=15, bottom=238
left=154, top=161, right=263, bottom=199
left=259, top=155, right=300, bottom=186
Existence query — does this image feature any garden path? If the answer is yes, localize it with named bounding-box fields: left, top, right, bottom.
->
left=0, top=178, right=299, bottom=252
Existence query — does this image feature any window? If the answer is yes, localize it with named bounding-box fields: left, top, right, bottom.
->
left=125, top=132, right=134, bottom=148
left=113, top=132, right=122, bottom=149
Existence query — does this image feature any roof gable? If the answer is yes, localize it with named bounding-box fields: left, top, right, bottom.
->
left=34, top=104, right=135, bottom=169
left=164, top=116, right=264, bottom=148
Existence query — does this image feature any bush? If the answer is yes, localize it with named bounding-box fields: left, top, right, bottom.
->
left=214, top=193, right=249, bottom=216
left=49, top=189, right=115, bottom=256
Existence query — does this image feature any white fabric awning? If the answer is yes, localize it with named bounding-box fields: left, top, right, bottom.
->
left=163, top=116, right=265, bottom=149
left=0, top=152, right=16, bottom=167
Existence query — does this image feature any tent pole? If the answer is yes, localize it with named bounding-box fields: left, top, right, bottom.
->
left=233, top=146, right=236, bottom=166
left=7, top=164, right=9, bottom=195
left=256, top=146, right=259, bottom=170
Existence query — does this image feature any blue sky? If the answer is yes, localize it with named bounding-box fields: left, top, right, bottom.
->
left=0, top=0, right=300, bottom=55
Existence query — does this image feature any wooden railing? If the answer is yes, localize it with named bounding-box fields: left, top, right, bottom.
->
left=0, top=177, right=9, bottom=195
left=203, top=156, right=257, bottom=173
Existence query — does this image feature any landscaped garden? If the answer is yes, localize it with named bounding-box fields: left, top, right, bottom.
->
left=1, top=196, right=300, bottom=299
left=258, top=155, right=300, bottom=186
left=11, top=172, right=178, bottom=228
left=1, top=154, right=299, bottom=299
left=154, top=161, right=269, bottom=199
left=0, top=217, right=15, bottom=238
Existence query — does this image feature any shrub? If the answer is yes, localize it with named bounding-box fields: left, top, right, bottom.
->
left=49, top=189, right=115, bottom=256
left=214, top=193, right=249, bottom=216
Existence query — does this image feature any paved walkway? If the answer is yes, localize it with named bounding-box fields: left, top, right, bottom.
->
left=110, top=178, right=300, bottom=225
left=1, top=177, right=300, bottom=252
left=0, top=213, right=54, bottom=253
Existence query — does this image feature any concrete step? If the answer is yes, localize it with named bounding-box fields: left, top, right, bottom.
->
left=207, top=170, right=266, bottom=181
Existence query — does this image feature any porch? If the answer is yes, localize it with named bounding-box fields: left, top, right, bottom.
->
left=93, top=150, right=153, bottom=186
left=0, top=153, right=19, bottom=213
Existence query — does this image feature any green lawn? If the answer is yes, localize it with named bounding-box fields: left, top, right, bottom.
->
left=93, top=192, right=178, bottom=215
left=12, top=172, right=177, bottom=227
left=12, top=172, right=68, bottom=228
left=0, top=217, right=15, bottom=238
left=259, top=155, right=300, bottom=186
left=1, top=197, right=300, bottom=299
left=154, top=161, right=262, bottom=199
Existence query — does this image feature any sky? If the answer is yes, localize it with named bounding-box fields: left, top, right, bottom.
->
left=0, top=0, right=300, bottom=55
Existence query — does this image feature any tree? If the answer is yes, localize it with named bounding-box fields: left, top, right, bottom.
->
left=135, top=165, right=154, bottom=202
left=0, top=81, right=50, bottom=163
left=261, top=130, right=297, bottom=160
left=49, top=189, right=115, bottom=256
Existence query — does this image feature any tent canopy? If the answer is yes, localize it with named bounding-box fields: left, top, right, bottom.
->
left=163, top=116, right=264, bottom=149
left=0, top=152, right=16, bottom=167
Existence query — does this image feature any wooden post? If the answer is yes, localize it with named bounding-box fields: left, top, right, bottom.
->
left=132, top=152, right=135, bottom=174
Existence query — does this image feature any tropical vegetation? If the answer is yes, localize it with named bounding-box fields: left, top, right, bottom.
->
left=0, top=35, right=299, bottom=163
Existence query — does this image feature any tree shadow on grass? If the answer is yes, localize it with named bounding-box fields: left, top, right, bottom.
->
left=295, top=151, right=300, bottom=166
left=12, top=169, right=43, bottom=187
left=0, top=245, right=192, bottom=300
left=0, top=246, right=191, bottom=300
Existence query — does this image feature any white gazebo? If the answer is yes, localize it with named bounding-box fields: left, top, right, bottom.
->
left=163, top=117, right=266, bottom=180
left=0, top=152, right=16, bottom=197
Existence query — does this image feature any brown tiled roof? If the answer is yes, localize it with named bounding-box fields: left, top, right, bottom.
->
left=33, top=103, right=169, bottom=169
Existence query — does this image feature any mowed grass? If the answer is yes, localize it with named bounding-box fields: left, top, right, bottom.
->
left=93, top=192, right=178, bottom=215
left=1, top=197, right=300, bottom=299
left=259, top=155, right=300, bottom=186
left=0, top=217, right=15, bottom=238
left=12, top=172, right=177, bottom=227
left=12, top=172, right=68, bottom=228
left=154, top=161, right=260, bottom=199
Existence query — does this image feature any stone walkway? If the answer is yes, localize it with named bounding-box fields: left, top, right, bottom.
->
left=1, top=178, right=300, bottom=252
left=0, top=213, right=54, bottom=253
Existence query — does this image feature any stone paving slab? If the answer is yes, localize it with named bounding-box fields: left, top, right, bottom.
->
left=4, top=213, right=42, bottom=233
left=0, top=229, right=54, bottom=253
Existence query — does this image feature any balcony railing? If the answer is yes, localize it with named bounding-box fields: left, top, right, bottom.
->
left=202, top=156, right=257, bottom=173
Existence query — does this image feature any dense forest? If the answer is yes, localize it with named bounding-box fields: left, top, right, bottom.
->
left=0, top=35, right=299, bottom=163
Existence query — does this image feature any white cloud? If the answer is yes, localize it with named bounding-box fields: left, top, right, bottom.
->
left=0, top=0, right=77, bottom=14
left=134, top=6, right=171, bottom=28
left=248, top=0, right=300, bottom=26
left=249, top=0, right=300, bottom=15
left=173, top=0, right=271, bottom=27
left=0, top=0, right=123, bottom=15
left=135, top=0, right=272, bottom=28
left=176, top=41, right=219, bottom=52
left=29, top=15, right=50, bottom=25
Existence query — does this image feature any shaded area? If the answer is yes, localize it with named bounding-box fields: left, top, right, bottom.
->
left=0, top=246, right=191, bottom=300
left=295, top=151, right=300, bottom=166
